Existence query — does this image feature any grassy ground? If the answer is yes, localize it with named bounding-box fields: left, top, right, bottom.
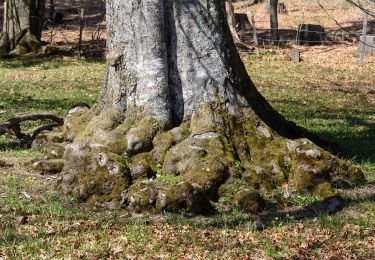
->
left=0, top=51, right=374, bottom=259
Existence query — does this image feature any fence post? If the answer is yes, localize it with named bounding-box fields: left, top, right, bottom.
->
left=359, top=9, right=368, bottom=65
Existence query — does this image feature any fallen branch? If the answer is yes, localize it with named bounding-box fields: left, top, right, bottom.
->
left=0, top=113, right=63, bottom=145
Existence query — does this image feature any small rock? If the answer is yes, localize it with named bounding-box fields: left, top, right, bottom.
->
left=300, top=139, right=313, bottom=145
left=15, top=215, right=29, bottom=225
left=313, top=182, right=334, bottom=198
left=289, top=48, right=301, bottom=62
left=287, top=140, right=299, bottom=152
left=305, top=149, right=322, bottom=159
left=32, top=159, right=64, bottom=174
left=234, top=188, right=265, bottom=213
left=170, top=127, right=187, bottom=142
left=270, top=160, right=282, bottom=174
left=331, top=177, right=353, bottom=189
left=125, top=128, right=150, bottom=155
left=129, top=153, right=153, bottom=180
left=255, top=123, right=272, bottom=138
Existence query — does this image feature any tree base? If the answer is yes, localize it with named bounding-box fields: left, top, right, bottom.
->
left=7, top=30, right=51, bottom=56
left=34, top=103, right=366, bottom=214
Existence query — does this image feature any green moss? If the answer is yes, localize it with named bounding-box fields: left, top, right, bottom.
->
left=243, top=167, right=274, bottom=191
left=155, top=181, right=212, bottom=213
left=182, top=160, right=227, bottom=200
left=32, top=159, right=64, bottom=174
left=190, top=104, right=225, bottom=135
left=71, top=150, right=131, bottom=203
left=10, top=31, right=44, bottom=56
left=127, top=182, right=158, bottom=212
left=154, top=175, right=182, bottom=185
left=129, top=153, right=154, bottom=180
left=313, top=182, right=335, bottom=198
left=233, top=188, right=265, bottom=213
left=45, top=143, right=66, bottom=158
left=151, top=122, right=189, bottom=165
left=151, top=131, right=174, bottom=165
left=347, top=166, right=366, bottom=184
left=63, top=107, right=91, bottom=141
left=292, top=168, right=315, bottom=194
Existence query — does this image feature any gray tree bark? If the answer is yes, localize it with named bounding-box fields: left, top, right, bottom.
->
left=1, top=0, right=45, bottom=54
left=56, top=0, right=364, bottom=213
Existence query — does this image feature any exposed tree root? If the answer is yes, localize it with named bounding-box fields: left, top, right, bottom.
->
left=0, top=113, right=64, bottom=145
left=29, top=103, right=366, bottom=214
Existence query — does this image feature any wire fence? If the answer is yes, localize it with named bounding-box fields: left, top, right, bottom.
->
left=238, top=26, right=375, bottom=50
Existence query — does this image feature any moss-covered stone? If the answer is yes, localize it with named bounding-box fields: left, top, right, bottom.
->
left=182, top=160, right=228, bottom=200
left=347, top=166, right=366, bottom=185
left=291, top=167, right=315, bottom=194
left=313, top=182, right=335, bottom=198
left=151, top=123, right=189, bottom=165
left=32, top=159, right=64, bottom=174
left=59, top=144, right=131, bottom=203
left=45, top=143, right=66, bottom=158
left=331, top=177, right=353, bottom=189
left=155, top=181, right=212, bottom=213
left=56, top=102, right=366, bottom=214
left=243, top=167, right=274, bottom=191
left=124, top=116, right=165, bottom=155
left=129, top=153, right=154, bottom=180
left=162, top=138, right=208, bottom=176
left=63, top=106, right=91, bottom=141
left=233, top=188, right=265, bottom=213
left=126, top=181, right=159, bottom=212
left=31, top=130, right=65, bottom=150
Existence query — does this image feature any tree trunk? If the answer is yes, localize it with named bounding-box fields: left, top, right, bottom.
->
left=269, top=0, right=279, bottom=42
left=226, top=0, right=241, bottom=43
left=57, top=0, right=364, bottom=213
left=49, top=0, right=55, bottom=22
left=1, top=0, right=45, bottom=55
left=78, top=0, right=85, bottom=58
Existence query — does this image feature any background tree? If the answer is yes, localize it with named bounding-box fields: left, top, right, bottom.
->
left=269, top=0, right=279, bottom=42
left=0, top=0, right=46, bottom=55
left=56, top=0, right=364, bottom=213
left=49, top=0, right=55, bottom=21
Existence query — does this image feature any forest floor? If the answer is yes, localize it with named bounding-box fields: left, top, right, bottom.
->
left=0, top=0, right=375, bottom=259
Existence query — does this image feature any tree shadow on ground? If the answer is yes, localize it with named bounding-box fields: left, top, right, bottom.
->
left=269, top=97, right=375, bottom=165
left=163, top=183, right=375, bottom=230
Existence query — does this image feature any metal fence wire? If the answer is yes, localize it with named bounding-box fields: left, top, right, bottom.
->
left=239, top=27, right=362, bottom=45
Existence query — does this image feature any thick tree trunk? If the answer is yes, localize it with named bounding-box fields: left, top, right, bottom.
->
left=1, top=0, right=45, bottom=55
left=56, top=0, right=364, bottom=213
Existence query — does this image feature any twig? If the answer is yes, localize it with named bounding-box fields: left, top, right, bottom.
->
left=92, top=11, right=105, bottom=41
left=317, top=0, right=375, bottom=49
